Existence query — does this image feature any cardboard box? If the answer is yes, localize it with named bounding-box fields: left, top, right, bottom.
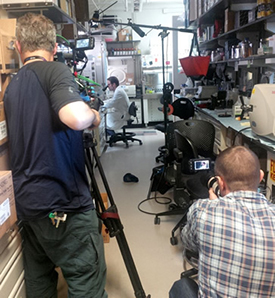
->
left=189, top=0, right=198, bottom=22
left=100, top=193, right=110, bottom=243
left=0, top=19, right=19, bottom=74
left=224, top=8, right=235, bottom=32
left=0, top=34, right=19, bottom=74
left=60, top=0, right=70, bottom=15
left=0, top=144, right=10, bottom=171
left=0, top=171, right=17, bottom=240
left=118, top=29, right=130, bottom=41
left=0, top=102, right=7, bottom=146
left=0, top=74, right=12, bottom=102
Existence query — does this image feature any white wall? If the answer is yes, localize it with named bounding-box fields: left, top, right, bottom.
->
left=94, top=3, right=191, bottom=89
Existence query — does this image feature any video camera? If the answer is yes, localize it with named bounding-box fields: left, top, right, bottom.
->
left=188, top=158, right=220, bottom=196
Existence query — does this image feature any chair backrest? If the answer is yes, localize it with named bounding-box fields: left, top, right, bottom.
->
left=171, top=97, right=195, bottom=120
left=128, top=101, right=138, bottom=117
left=178, top=119, right=215, bottom=158
left=127, top=101, right=138, bottom=125
left=165, top=119, right=215, bottom=165
left=174, top=129, right=198, bottom=174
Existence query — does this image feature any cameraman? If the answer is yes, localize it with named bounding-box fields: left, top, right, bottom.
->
left=169, top=146, right=275, bottom=297
left=4, top=13, right=107, bottom=298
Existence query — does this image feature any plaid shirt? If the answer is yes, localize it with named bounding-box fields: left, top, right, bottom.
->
left=181, top=191, right=275, bottom=297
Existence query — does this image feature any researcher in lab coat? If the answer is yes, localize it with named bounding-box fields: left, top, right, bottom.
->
left=104, top=76, right=130, bottom=135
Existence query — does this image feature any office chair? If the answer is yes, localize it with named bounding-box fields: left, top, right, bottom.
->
left=148, top=118, right=199, bottom=199
left=108, top=101, right=143, bottom=148
left=155, top=97, right=195, bottom=163
left=181, top=249, right=198, bottom=280
left=154, top=120, right=216, bottom=245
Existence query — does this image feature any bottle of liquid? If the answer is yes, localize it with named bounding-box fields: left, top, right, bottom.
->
left=241, top=38, right=250, bottom=58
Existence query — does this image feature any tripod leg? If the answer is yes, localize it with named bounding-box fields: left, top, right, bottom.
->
left=84, top=136, right=150, bottom=298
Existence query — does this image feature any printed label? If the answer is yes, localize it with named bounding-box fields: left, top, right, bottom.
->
left=0, top=198, right=11, bottom=225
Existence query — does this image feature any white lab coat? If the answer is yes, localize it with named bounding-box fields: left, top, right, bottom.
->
left=104, top=86, right=131, bottom=130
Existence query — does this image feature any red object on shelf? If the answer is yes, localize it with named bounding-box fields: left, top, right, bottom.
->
left=179, top=56, right=211, bottom=77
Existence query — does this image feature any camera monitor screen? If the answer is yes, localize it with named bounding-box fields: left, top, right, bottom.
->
left=194, top=160, right=210, bottom=171
left=75, top=37, right=95, bottom=50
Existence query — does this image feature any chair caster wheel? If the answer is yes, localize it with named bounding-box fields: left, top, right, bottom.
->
left=154, top=217, right=160, bottom=225
left=169, top=203, right=177, bottom=211
left=170, top=236, right=178, bottom=246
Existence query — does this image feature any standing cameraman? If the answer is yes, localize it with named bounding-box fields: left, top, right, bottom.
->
left=170, top=146, right=275, bottom=297
left=4, top=13, right=107, bottom=298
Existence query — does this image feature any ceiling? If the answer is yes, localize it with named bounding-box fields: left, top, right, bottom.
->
left=88, top=0, right=184, bottom=17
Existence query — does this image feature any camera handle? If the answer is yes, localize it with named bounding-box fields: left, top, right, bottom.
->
left=83, top=132, right=150, bottom=298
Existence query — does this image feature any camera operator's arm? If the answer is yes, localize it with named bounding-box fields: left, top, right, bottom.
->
left=59, top=101, right=100, bottom=130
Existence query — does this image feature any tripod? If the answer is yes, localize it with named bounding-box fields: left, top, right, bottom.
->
left=83, top=132, right=150, bottom=298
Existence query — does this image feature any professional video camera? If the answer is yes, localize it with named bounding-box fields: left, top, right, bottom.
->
left=188, top=158, right=220, bottom=196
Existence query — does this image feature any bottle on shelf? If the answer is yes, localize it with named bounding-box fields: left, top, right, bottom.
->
left=241, top=38, right=252, bottom=58
left=257, top=0, right=267, bottom=18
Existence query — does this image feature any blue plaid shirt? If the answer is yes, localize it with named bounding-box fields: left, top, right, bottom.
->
left=181, top=191, right=275, bottom=297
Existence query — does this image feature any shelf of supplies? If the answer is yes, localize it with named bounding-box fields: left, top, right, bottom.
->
left=210, top=54, right=275, bottom=66
left=108, top=54, right=141, bottom=59
left=1, top=2, right=86, bottom=32
left=199, top=13, right=275, bottom=50
left=106, top=40, right=140, bottom=44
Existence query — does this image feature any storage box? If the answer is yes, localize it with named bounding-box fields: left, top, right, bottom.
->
left=0, top=144, right=10, bottom=171
left=189, top=0, right=198, bottom=22
left=0, top=19, right=19, bottom=74
left=117, top=29, right=130, bottom=41
left=0, top=102, right=7, bottom=146
left=0, top=171, right=17, bottom=240
left=224, top=8, right=235, bottom=32
left=0, top=34, right=19, bottom=74
left=235, top=10, right=249, bottom=28
left=0, top=74, right=12, bottom=102
left=100, top=193, right=110, bottom=243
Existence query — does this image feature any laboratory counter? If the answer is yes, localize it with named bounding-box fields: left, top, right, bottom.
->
left=196, top=107, right=275, bottom=202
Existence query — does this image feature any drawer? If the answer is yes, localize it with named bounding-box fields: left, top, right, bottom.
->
left=8, top=270, right=26, bottom=298
left=0, top=232, right=22, bottom=276
left=0, top=250, right=24, bottom=297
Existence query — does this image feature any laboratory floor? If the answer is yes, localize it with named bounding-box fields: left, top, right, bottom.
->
left=95, top=128, right=186, bottom=298
left=57, top=128, right=188, bottom=298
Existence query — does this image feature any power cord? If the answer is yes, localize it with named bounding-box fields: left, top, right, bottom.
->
left=137, top=192, right=172, bottom=216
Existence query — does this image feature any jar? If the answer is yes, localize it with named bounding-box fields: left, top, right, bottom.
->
left=235, top=45, right=241, bottom=59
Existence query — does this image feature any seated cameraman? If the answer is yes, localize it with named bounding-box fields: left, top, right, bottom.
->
left=170, top=146, right=275, bottom=297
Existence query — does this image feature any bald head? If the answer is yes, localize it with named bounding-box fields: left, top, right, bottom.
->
left=214, top=146, right=261, bottom=192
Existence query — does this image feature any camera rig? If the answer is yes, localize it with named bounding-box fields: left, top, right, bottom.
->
left=83, top=132, right=150, bottom=298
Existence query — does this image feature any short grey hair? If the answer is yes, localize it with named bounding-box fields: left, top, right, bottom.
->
left=16, top=13, right=56, bottom=53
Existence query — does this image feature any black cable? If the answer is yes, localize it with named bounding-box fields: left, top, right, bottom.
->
left=137, top=193, right=172, bottom=216
left=232, top=127, right=251, bottom=145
